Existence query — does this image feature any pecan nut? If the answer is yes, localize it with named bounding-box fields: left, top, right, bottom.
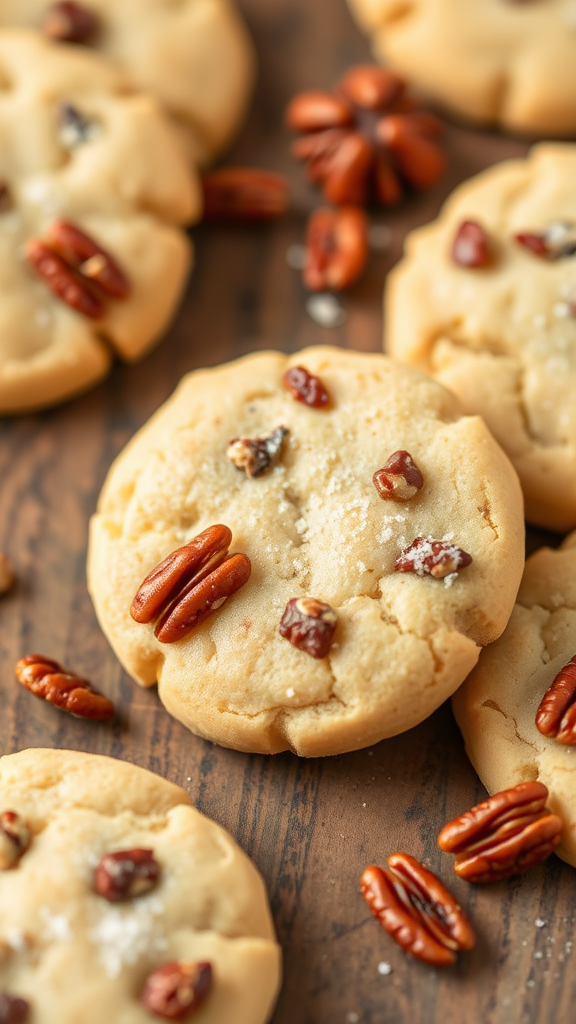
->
left=515, top=221, right=576, bottom=260
left=438, top=781, right=563, bottom=883
left=42, top=2, right=99, bottom=43
left=373, top=450, right=423, bottom=501
left=279, top=597, right=337, bottom=658
left=395, top=538, right=472, bottom=579
left=0, top=994, right=30, bottom=1024
left=227, top=426, right=288, bottom=477
left=304, top=206, right=368, bottom=292
left=95, top=848, right=160, bottom=902
left=535, top=655, right=576, bottom=744
left=0, top=812, right=30, bottom=871
left=201, top=168, right=289, bottom=221
left=361, top=853, right=475, bottom=966
left=25, top=240, right=104, bottom=319
left=283, top=365, right=330, bottom=408
left=47, top=221, right=130, bottom=299
left=141, top=961, right=212, bottom=1020
left=15, top=654, right=114, bottom=720
left=452, top=220, right=491, bottom=268
left=0, top=553, right=14, bottom=596
left=130, top=525, right=251, bottom=645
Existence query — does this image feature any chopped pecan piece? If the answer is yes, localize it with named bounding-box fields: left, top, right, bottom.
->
left=395, top=538, right=472, bottom=579
left=283, top=366, right=330, bottom=408
left=373, top=450, right=423, bottom=501
left=0, top=812, right=30, bottom=871
left=535, top=655, right=576, bottom=744
left=141, top=961, right=212, bottom=1020
left=452, top=220, right=491, bottom=268
left=361, top=853, right=475, bottom=966
left=515, top=221, right=576, bottom=260
left=42, top=2, right=99, bottom=43
left=438, top=781, right=563, bottom=883
left=0, top=553, right=14, bottom=596
left=201, top=168, right=289, bottom=221
left=279, top=597, right=337, bottom=658
left=0, top=994, right=30, bottom=1024
left=227, top=426, right=288, bottom=477
left=95, top=848, right=160, bottom=902
left=15, top=654, right=114, bottom=720
left=130, top=525, right=251, bottom=645
left=304, top=206, right=368, bottom=291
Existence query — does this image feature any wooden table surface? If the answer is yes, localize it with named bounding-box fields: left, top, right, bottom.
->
left=1, top=1, right=574, bottom=1022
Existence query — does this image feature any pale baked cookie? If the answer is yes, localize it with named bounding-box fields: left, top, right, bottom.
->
left=0, top=29, right=199, bottom=414
left=0, top=748, right=281, bottom=1022
left=347, top=0, right=576, bottom=135
left=453, top=532, right=576, bottom=868
left=386, top=144, right=576, bottom=532
left=88, top=347, right=524, bottom=757
left=0, top=0, right=255, bottom=166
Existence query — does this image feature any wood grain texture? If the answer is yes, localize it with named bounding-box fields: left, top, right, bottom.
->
left=0, top=0, right=574, bottom=1021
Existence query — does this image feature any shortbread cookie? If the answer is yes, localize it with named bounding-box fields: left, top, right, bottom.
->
left=88, top=347, right=524, bottom=757
left=386, top=144, right=576, bottom=532
left=0, top=30, right=199, bottom=413
left=453, top=532, right=576, bottom=868
left=347, top=0, right=576, bottom=135
left=0, top=748, right=281, bottom=1022
left=0, top=0, right=255, bottom=165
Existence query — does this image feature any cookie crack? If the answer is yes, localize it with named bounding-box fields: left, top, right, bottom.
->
left=482, top=699, right=539, bottom=752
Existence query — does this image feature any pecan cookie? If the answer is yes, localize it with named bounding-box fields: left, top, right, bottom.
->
left=0, top=0, right=254, bottom=165
left=88, top=347, right=524, bottom=757
left=386, top=144, right=576, bottom=531
left=0, top=30, right=198, bottom=413
left=453, top=532, right=576, bottom=868
left=0, top=748, right=281, bottom=1022
left=347, top=0, right=576, bottom=135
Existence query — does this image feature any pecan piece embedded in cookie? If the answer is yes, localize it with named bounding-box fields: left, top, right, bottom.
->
left=0, top=811, right=30, bottom=870
left=141, top=961, right=212, bottom=1020
left=227, top=426, right=288, bottom=477
left=95, top=848, right=160, bottom=902
left=279, top=597, right=337, bottom=658
left=0, top=993, right=30, bottom=1024
left=395, top=538, right=472, bottom=579
left=373, top=450, right=423, bottom=501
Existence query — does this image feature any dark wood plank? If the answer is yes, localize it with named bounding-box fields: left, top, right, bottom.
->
left=0, top=1, right=573, bottom=1022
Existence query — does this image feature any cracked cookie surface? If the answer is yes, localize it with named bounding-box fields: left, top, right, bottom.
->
left=453, top=532, right=576, bottom=867
left=0, top=748, right=281, bottom=1023
left=88, top=347, right=524, bottom=757
left=386, top=144, right=576, bottom=531
left=347, top=0, right=576, bottom=134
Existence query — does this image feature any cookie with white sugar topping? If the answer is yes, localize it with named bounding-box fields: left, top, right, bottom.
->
left=88, top=347, right=524, bottom=757
left=0, top=748, right=281, bottom=1022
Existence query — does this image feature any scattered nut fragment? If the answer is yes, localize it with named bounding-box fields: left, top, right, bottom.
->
left=227, top=426, right=288, bottom=477
left=395, top=537, right=472, bottom=579
left=283, top=366, right=330, bottom=408
left=201, top=168, right=289, bottom=221
left=535, top=654, right=576, bottom=744
left=373, top=450, right=423, bottom=501
left=59, top=102, right=98, bottom=149
left=95, top=848, right=160, bottom=902
left=438, top=781, right=563, bottom=883
left=0, top=812, right=30, bottom=871
left=361, top=853, right=475, bottom=966
left=451, top=220, right=491, bottom=268
left=15, top=654, right=114, bottom=720
left=515, top=221, right=576, bottom=260
left=0, top=553, right=14, bottom=596
left=304, top=206, right=368, bottom=291
left=42, top=2, right=99, bottom=43
left=141, top=961, right=212, bottom=1020
left=279, top=597, right=337, bottom=658
left=0, top=993, right=30, bottom=1024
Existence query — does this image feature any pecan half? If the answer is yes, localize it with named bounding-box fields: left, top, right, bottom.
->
left=0, top=812, right=30, bottom=871
left=515, top=221, right=576, bottom=260
left=304, top=206, right=368, bottom=291
left=0, top=553, right=14, bottom=596
left=47, top=221, right=130, bottom=299
left=25, top=240, right=104, bottom=319
left=15, top=654, right=114, bottom=720
left=287, top=65, right=445, bottom=206
left=141, top=961, right=212, bottom=1020
left=535, top=655, right=576, bottom=744
left=452, top=220, right=491, bottom=268
left=201, top=168, right=289, bottom=221
left=130, top=525, right=251, bottom=645
left=373, top=450, right=423, bottom=501
left=283, top=366, right=330, bottom=408
left=279, top=597, right=337, bottom=658
left=395, top=538, right=472, bottom=579
left=361, top=854, right=475, bottom=966
left=95, top=848, right=160, bottom=902
left=438, top=781, right=563, bottom=883
left=227, top=426, right=288, bottom=477
left=0, top=994, right=30, bottom=1024
left=42, top=2, right=99, bottom=43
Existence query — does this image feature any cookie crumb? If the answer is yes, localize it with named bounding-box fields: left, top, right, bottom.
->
left=306, top=293, right=347, bottom=328
left=377, top=961, right=392, bottom=975
left=535, top=918, right=546, bottom=928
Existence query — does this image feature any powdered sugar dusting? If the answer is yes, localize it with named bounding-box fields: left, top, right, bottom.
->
left=89, top=895, right=168, bottom=978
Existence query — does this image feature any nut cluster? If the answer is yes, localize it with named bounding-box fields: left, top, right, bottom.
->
left=15, top=654, right=114, bottom=720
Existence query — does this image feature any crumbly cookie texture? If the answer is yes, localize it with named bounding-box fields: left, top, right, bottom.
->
left=0, top=748, right=281, bottom=1023
left=386, top=144, right=576, bottom=532
left=453, top=532, right=576, bottom=868
left=347, top=0, right=576, bottom=134
left=88, top=347, right=524, bottom=757
left=0, top=29, right=199, bottom=414
left=0, top=0, right=255, bottom=166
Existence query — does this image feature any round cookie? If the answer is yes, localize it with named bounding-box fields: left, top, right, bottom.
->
left=386, top=144, right=576, bottom=532
left=0, top=748, right=281, bottom=1022
left=0, top=0, right=255, bottom=166
left=346, top=0, right=576, bottom=135
left=453, top=532, right=576, bottom=868
left=88, top=346, right=525, bottom=758
left=0, top=29, right=199, bottom=413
